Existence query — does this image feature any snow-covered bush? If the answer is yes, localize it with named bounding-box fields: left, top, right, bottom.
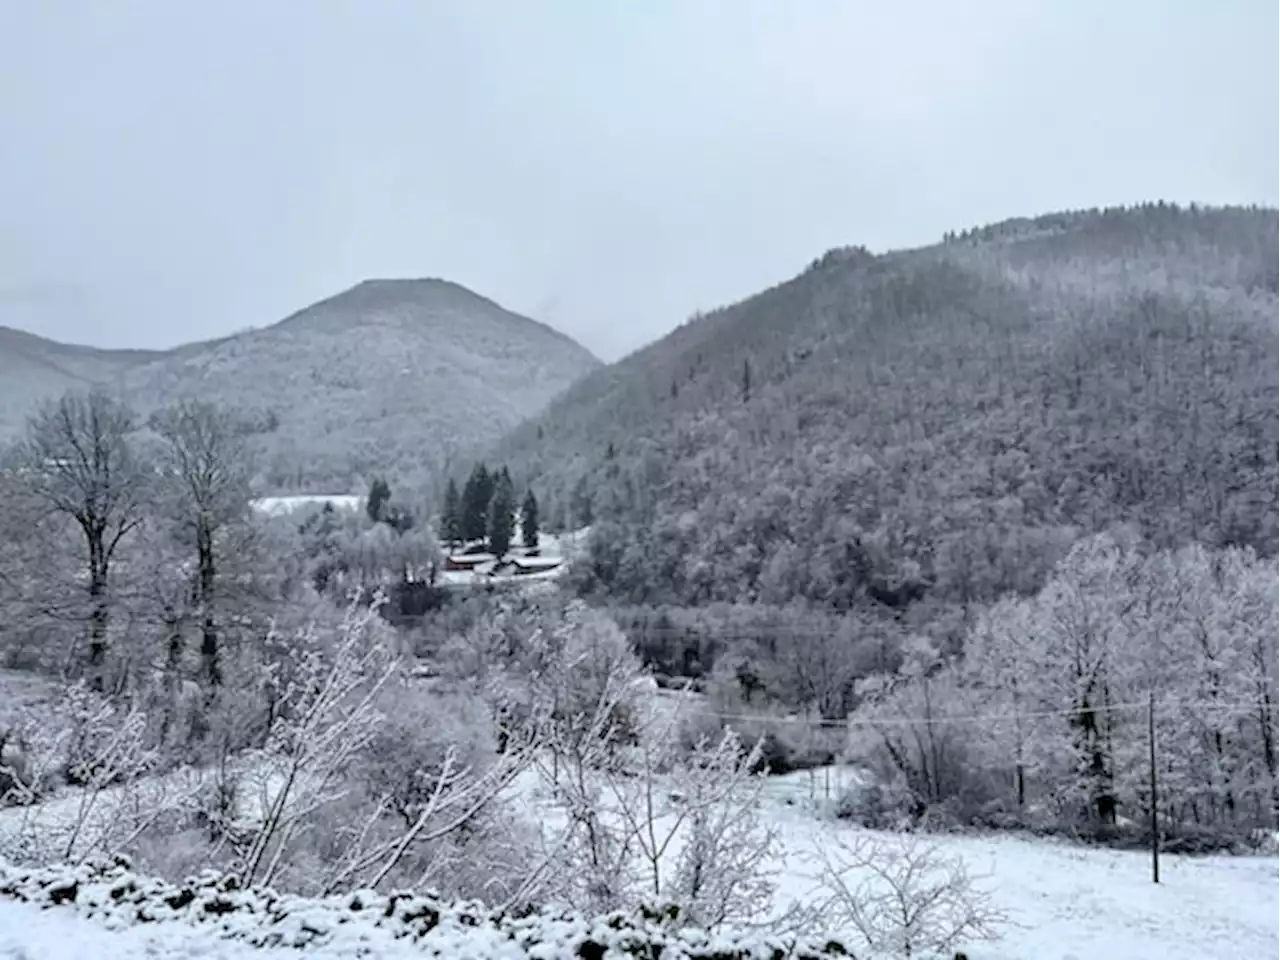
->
left=0, top=726, right=46, bottom=807
left=356, top=683, right=497, bottom=826
left=1, top=600, right=542, bottom=904
left=0, top=857, right=857, bottom=958
left=812, top=832, right=1006, bottom=958
left=535, top=653, right=783, bottom=929
left=834, top=776, right=917, bottom=831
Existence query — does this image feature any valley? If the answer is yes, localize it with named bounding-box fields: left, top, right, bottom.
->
left=1, top=204, right=1276, bottom=960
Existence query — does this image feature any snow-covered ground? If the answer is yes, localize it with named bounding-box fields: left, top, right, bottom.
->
left=1, top=802, right=1274, bottom=959
left=762, top=801, right=1279, bottom=960
left=249, top=494, right=363, bottom=517
left=0, top=897, right=351, bottom=960
left=3, top=667, right=1275, bottom=958
left=509, top=752, right=1279, bottom=960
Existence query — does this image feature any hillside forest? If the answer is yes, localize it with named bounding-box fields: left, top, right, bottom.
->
left=0, top=204, right=1276, bottom=958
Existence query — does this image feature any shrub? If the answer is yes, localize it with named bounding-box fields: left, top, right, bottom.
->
left=356, top=683, right=496, bottom=826
left=0, top=728, right=42, bottom=807
left=834, top=776, right=918, bottom=830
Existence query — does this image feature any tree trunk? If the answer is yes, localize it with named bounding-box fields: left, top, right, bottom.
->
left=1076, top=694, right=1116, bottom=825
left=197, top=521, right=220, bottom=688
left=1258, top=691, right=1278, bottom=814
left=86, top=529, right=109, bottom=692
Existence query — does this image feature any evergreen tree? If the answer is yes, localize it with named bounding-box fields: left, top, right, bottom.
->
left=441, top=477, right=462, bottom=549
left=461, top=463, right=490, bottom=543
left=571, top=474, right=594, bottom=529
left=487, top=470, right=515, bottom=558
left=741, top=357, right=752, bottom=404
left=522, top=488, right=540, bottom=550
left=367, top=476, right=391, bottom=524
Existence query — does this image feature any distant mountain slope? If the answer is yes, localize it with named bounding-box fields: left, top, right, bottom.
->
left=0, top=326, right=161, bottom=437
left=492, top=203, right=1279, bottom=616
left=1, top=279, right=601, bottom=492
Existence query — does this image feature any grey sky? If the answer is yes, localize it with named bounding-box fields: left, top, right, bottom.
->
left=2, top=1, right=1276, bottom=362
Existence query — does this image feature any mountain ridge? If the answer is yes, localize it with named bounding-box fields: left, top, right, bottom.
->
left=0, top=278, right=601, bottom=495
left=488, top=202, right=1279, bottom=618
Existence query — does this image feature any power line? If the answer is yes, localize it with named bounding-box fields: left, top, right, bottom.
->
left=657, top=697, right=1266, bottom=730
left=381, top=613, right=920, bottom=637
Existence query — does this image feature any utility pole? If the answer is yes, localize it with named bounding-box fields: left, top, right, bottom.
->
left=1148, top=690, right=1160, bottom=884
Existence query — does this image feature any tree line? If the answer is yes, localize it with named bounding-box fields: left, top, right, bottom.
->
left=438, top=462, right=539, bottom=559
left=0, top=389, right=449, bottom=701
left=840, top=533, right=1278, bottom=844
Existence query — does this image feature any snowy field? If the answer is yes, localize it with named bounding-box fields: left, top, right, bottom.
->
left=249, top=494, right=363, bottom=517
left=1, top=801, right=1274, bottom=959
left=3, top=670, right=1274, bottom=959
left=762, top=802, right=1279, bottom=960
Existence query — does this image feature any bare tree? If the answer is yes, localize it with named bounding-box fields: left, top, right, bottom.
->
left=812, top=832, right=1007, bottom=958
left=0, top=458, right=41, bottom=663
left=150, top=400, right=254, bottom=689
left=21, top=391, right=145, bottom=690
left=0, top=682, right=203, bottom=866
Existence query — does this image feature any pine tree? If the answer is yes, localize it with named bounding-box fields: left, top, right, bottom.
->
left=741, top=357, right=752, bottom=404
left=522, top=488, right=540, bottom=550
left=441, top=478, right=462, bottom=550
left=488, top=470, right=515, bottom=559
left=367, top=476, right=391, bottom=524
left=571, top=475, right=594, bottom=529
left=461, top=463, right=490, bottom=543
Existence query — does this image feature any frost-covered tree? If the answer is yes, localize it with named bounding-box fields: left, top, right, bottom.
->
left=461, top=463, right=491, bottom=543
left=441, top=477, right=463, bottom=550
left=521, top=488, right=540, bottom=550
left=366, top=476, right=391, bottom=524
left=859, top=534, right=1279, bottom=836
left=486, top=206, right=1277, bottom=610
left=20, top=391, right=146, bottom=689
left=150, top=400, right=255, bottom=689
left=487, top=470, right=515, bottom=558
left=814, top=832, right=1006, bottom=958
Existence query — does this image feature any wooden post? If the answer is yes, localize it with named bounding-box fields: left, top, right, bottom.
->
left=1149, top=690, right=1160, bottom=884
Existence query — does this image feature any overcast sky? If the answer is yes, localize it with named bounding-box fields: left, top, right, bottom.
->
left=2, top=1, right=1276, bottom=361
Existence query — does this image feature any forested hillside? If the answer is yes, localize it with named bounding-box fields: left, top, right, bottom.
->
left=1, top=279, right=600, bottom=495
left=493, top=204, right=1278, bottom=618
left=0, top=326, right=163, bottom=438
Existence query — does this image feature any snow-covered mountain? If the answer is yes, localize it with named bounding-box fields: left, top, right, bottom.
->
left=0, top=279, right=600, bottom=491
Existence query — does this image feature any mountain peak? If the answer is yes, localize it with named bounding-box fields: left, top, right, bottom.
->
left=0, top=279, right=601, bottom=489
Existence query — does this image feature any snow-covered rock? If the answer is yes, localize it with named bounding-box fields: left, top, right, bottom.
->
left=0, top=858, right=856, bottom=958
